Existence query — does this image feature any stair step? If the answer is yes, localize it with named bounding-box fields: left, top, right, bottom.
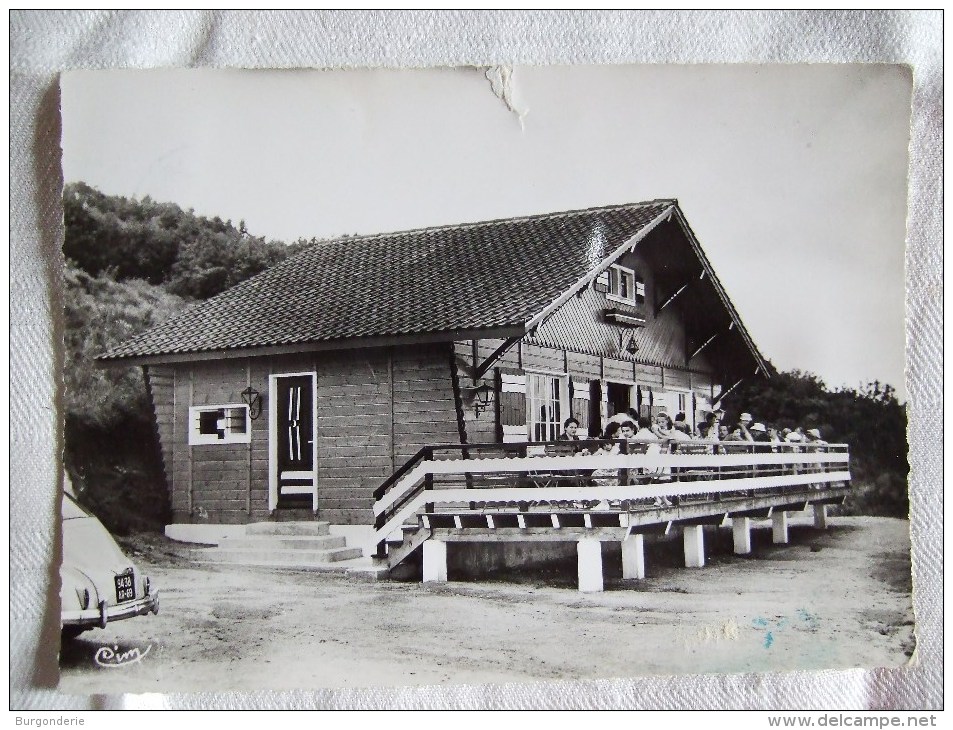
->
left=223, top=535, right=346, bottom=550
left=193, top=546, right=363, bottom=564
left=245, top=521, right=331, bottom=537
left=193, top=558, right=352, bottom=574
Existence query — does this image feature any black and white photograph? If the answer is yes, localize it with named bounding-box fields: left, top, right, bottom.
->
left=49, top=63, right=917, bottom=696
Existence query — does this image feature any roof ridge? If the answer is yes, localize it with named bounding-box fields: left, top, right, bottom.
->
left=311, top=199, right=678, bottom=248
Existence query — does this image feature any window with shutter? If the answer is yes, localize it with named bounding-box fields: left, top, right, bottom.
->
left=607, top=264, right=645, bottom=305
left=188, top=404, right=251, bottom=445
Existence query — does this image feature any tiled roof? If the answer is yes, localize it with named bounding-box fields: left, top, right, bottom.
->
left=100, top=201, right=678, bottom=362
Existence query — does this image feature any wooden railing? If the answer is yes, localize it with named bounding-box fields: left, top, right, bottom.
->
left=371, top=439, right=850, bottom=558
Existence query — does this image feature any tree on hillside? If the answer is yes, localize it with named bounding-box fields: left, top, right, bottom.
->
left=63, top=182, right=295, bottom=300
left=63, top=262, right=187, bottom=533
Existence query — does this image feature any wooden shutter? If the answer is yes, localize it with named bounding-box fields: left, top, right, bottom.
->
left=497, top=370, right=527, bottom=443
left=570, top=379, right=590, bottom=433
left=638, top=385, right=654, bottom=419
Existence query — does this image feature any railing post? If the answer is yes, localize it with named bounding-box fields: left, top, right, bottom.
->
left=518, top=442, right=529, bottom=487
left=424, top=447, right=434, bottom=515
left=464, top=445, right=476, bottom=509
left=373, top=513, right=387, bottom=559
left=619, top=439, right=629, bottom=486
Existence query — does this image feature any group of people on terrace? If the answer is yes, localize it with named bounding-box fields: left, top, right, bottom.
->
left=559, top=409, right=827, bottom=450
left=556, top=409, right=829, bottom=500
left=695, top=410, right=827, bottom=446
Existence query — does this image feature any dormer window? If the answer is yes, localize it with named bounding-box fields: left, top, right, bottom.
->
left=608, top=264, right=645, bottom=305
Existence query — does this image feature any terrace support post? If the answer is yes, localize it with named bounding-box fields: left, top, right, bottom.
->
left=813, top=503, right=828, bottom=530
left=732, top=516, right=752, bottom=555
left=577, top=539, right=604, bottom=592
left=622, top=533, right=646, bottom=580
left=683, top=525, right=705, bottom=568
left=772, top=511, right=789, bottom=544
left=422, top=540, right=447, bottom=583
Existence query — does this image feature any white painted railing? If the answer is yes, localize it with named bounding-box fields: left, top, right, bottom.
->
left=371, top=441, right=850, bottom=549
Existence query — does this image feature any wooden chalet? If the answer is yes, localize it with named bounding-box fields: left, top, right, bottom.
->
left=101, top=201, right=850, bottom=588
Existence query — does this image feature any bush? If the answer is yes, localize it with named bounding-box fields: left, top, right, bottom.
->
left=723, top=367, right=908, bottom=518
left=62, top=263, right=186, bottom=532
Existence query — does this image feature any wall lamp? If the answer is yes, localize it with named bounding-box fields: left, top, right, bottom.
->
left=465, top=383, right=495, bottom=417
left=241, top=386, right=263, bottom=420
left=619, top=331, right=640, bottom=355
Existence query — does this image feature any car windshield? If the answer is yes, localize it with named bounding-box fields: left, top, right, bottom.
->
left=62, top=493, right=92, bottom=520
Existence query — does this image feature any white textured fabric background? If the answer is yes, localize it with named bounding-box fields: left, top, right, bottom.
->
left=9, top=10, right=942, bottom=710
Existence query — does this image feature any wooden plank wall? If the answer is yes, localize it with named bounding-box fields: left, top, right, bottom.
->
left=457, top=335, right=717, bottom=441
left=181, top=358, right=260, bottom=525
left=453, top=340, right=498, bottom=444
left=145, top=365, right=175, bottom=492
left=165, top=345, right=461, bottom=527
left=314, top=349, right=392, bottom=525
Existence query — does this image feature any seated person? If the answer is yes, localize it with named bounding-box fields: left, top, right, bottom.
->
left=555, top=416, right=591, bottom=484
left=619, top=419, right=639, bottom=442
left=698, top=413, right=719, bottom=440
left=631, top=416, right=670, bottom=491
left=633, top=416, right=658, bottom=442
left=557, top=417, right=590, bottom=454
left=654, top=412, right=690, bottom=442
left=737, top=412, right=756, bottom=441
left=673, top=412, right=693, bottom=436
left=785, top=427, right=805, bottom=443
left=590, top=422, right=623, bottom=486
left=806, top=428, right=827, bottom=445
left=723, top=425, right=746, bottom=442
left=749, top=422, right=770, bottom=442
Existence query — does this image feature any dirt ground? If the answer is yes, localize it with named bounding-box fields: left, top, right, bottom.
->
left=57, top=515, right=915, bottom=696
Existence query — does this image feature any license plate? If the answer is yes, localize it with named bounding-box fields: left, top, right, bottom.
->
left=115, top=573, right=135, bottom=603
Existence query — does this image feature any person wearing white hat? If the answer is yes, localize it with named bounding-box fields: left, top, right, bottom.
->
left=749, top=422, right=769, bottom=442
left=736, top=412, right=755, bottom=442
left=806, top=428, right=827, bottom=445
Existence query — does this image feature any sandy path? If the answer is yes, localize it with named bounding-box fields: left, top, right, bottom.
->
left=58, top=515, right=914, bottom=695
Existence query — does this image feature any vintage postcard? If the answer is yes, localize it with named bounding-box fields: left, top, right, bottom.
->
left=56, top=65, right=913, bottom=695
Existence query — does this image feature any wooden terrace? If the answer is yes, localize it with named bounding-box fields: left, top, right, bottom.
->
left=371, top=440, right=851, bottom=591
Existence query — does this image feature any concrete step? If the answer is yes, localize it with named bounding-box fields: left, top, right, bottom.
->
left=245, top=521, right=331, bottom=537
left=194, top=558, right=353, bottom=575
left=223, top=535, right=346, bottom=550
left=193, top=545, right=363, bottom=564
left=329, top=555, right=392, bottom=582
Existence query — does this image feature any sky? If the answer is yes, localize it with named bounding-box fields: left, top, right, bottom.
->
left=61, top=65, right=912, bottom=400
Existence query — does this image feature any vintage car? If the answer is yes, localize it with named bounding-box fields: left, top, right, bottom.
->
left=60, top=491, right=159, bottom=639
